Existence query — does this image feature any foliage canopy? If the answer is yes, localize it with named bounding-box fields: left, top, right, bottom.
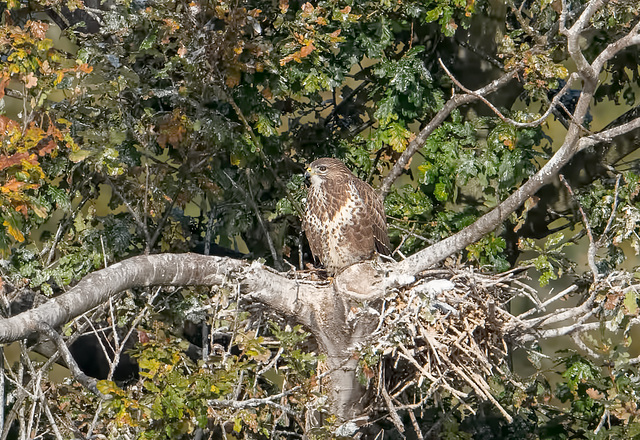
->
left=1, top=0, right=640, bottom=438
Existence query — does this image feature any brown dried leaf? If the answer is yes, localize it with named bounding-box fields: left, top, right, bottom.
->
left=0, top=115, right=19, bottom=135
left=0, top=153, right=29, bottom=171
left=23, top=72, right=37, bottom=89
left=28, top=20, right=49, bottom=39
left=585, top=388, right=604, bottom=400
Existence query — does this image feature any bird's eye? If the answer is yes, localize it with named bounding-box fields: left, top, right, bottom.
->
left=318, top=165, right=327, bottom=172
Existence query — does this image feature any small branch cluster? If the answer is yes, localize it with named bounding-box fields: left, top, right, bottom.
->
left=361, top=267, right=520, bottom=424
left=362, top=264, right=640, bottom=427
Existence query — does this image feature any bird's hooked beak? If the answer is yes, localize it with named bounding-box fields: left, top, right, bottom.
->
left=304, top=166, right=313, bottom=187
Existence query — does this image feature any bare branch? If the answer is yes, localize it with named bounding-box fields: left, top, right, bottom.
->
left=35, top=323, right=104, bottom=398
left=223, top=170, right=283, bottom=271
left=208, top=392, right=298, bottom=416
left=599, top=174, right=622, bottom=242
left=389, top=129, right=580, bottom=276
left=439, top=59, right=577, bottom=129
left=104, top=176, right=150, bottom=245
left=579, top=114, right=640, bottom=150
left=389, top=45, right=640, bottom=277
left=565, top=0, right=605, bottom=80
left=408, top=409, right=424, bottom=440
left=517, top=284, right=579, bottom=319
left=560, top=174, right=599, bottom=280
left=591, top=20, right=640, bottom=74
left=381, top=386, right=405, bottom=434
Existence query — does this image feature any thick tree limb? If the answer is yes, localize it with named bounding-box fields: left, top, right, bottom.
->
left=0, top=254, right=323, bottom=343
left=563, top=0, right=604, bottom=79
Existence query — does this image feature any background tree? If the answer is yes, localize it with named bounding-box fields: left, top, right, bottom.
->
left=1, top=0, right=640, bottom=438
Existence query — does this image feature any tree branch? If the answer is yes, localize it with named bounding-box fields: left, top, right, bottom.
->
left=387, top=1, right=640, bottom=277
left=564, top=0, right=604, bottom=80
left=390, top=128, right=581, bottom=276
left=35, top=323, right=104, bottom=397
left=0, top=254, right=325, bottom=343
left=379, top=70, right=518, bottom=197
left=439, top=60, right=578, bottom=129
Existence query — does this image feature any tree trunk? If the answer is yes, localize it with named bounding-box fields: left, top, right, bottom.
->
left=309, top=263, right=386, bottom=423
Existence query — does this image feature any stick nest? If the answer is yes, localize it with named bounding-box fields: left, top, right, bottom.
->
left=361, top=266, right=531, bottom=423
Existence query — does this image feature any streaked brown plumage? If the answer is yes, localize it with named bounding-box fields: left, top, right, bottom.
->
left=303, top=158, right=391, bottom=275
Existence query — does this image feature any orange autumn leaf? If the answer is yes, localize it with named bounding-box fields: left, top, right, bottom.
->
left=76, top=63, right=93, bottom=74
left=38, top=139, right=57, bottom=156
left=260, top=87, right=273, bottom=99
left=1, top=178, right=26, bottom=193
left=0, top=152, right=29, bottom=171
left=14, top=203, right=28, bottom=216
left=0, top=76, right=10, bottom=100
left=299, top=42, right=315, bottom=58
left=293, top=32, right=305, bottom=44
left=163, top=18, right=180, bottom=33
left=585, top=388, right=605, bottom=400
left=0, top=116, right=19, bottom=135
left=279, top=54, right=295, bottom=66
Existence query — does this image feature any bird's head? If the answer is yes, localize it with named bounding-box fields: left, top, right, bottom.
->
left=304, top=158, right=351, bottom=187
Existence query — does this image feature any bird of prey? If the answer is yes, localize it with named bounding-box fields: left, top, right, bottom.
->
left=303, top=158, right=391, bottom=275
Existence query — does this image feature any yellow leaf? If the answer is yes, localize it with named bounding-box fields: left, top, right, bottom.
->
left=68, top=149, right=91, bottom=162
left=1, top=178, right=25, bottom=193
left=3, top=219, right=24, bottom=242
left=230, top=153, right=242, bottom=166
left=31, top=203, right=47, bottom=219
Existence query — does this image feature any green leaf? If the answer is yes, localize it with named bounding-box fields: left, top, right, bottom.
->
left=68, top=149, right=91, bottom=162
left=434, top=182, right=449, bottom=201
left=140, top=31, right=157, bottom=50
left=624, top=290, right=638, bottom=315
left=255, top=113, right=277, bottom=137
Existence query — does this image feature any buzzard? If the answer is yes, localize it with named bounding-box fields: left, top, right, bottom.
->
left=303, top=158, right=391, bottom=275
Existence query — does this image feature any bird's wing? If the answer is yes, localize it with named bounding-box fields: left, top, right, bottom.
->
left=353, top=178, right=391, bottom=256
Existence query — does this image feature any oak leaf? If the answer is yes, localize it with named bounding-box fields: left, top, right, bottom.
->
left=23, top=72, right=37, bottom=89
